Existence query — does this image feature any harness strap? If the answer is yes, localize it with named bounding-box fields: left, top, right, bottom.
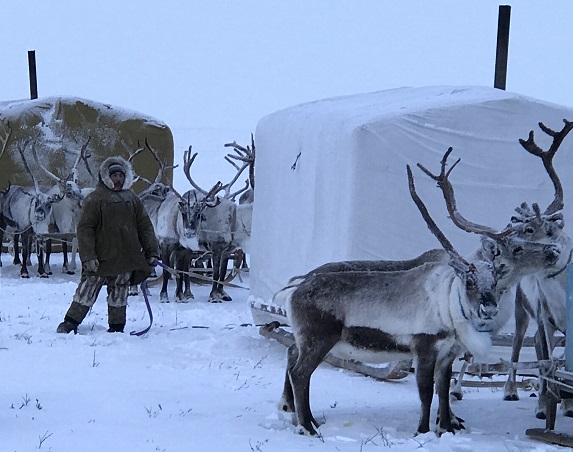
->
left=130, top=279, right=154, bottom=336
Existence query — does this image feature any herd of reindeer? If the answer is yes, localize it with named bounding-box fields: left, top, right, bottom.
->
left=275, top=119, right=573, bottom=436
left=3, top=118, right=573, bottom=437
left=0, top=122, right=255, bottom=304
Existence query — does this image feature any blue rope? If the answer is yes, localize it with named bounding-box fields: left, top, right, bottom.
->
left=129, top=261, right=162, bottom=336
left=130, top=279, right=154, bottom=336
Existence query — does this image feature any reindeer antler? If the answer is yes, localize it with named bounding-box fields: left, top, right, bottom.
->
left=31, top=141, right=66, bottom=186
left=183, top=147, right=210, bottom=196
left=518, top=119, right=573, bottom=215
left=144, top=138, right=178, bottom=185
left=71, top=136, right=93, bottom=183
left=17, top=138, right=40, bottom=194
left=417, top=147, right=512, bottom=240
left=224, top=133, right=255, bottom=190
left=0, top=120, right=12, bottom=160
left=407, top=165, right=470, bottom=267
left=121, top=139, right=145, bottom=163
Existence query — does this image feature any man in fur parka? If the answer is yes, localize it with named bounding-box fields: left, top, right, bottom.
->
left=57, top=156, right=160, bottom=334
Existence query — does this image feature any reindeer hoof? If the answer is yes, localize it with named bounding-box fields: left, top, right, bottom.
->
left=21, top=274, right=30, bottom=279
left=504, top=394, right=519, bottom=401
left=66, top=271, right=75, bottom=275
left=296, top=425, right=318, bottom=436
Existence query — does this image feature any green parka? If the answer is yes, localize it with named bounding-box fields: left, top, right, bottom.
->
left=77, top=156, right=159, bottom=285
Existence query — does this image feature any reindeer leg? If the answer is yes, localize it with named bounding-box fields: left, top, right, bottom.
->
left=36, top=237, right=48, bottom=278
left=68, top=237, right=78, bottom=274
left=160, top=267, right=170, bottom=302
left=435, top=352, right=464, bottom=435
left=413, top=339, right=438, bottom=435
left=159, top=247, right=172, bottom=303
left=289, top=331, right=339, bottom=436
left=209, top=247, right=224, bottom=303
left=13, top=233, right=21, bottom=265
left=279, top=343, right=299, bottom=413
left=534, top=318, right=554, bottom=420
left=182, top=249, right=193, bottom=300
left=450, top=364, right=465, bottom=402
left=20, top=233, right=30, bottom=278
left=61, top=240, right=69, bottom=274
left=217, top=249, right=232, bottom=301
left=210, top=245, right=233, bottom=302
left=505, top=288, right=529, bottom=401
left=44, top=238, right=52, bottom=275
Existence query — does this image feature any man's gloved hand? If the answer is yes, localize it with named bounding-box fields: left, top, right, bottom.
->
left=147, top=257, right=159, bottom=267
left=83, top=258, right=99, bottom=273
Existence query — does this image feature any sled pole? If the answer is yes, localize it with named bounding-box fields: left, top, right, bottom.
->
left=494, top=5, right=511, bottom=90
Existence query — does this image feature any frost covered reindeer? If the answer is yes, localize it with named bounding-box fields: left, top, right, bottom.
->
left=275, top=164, right=561, bottom=436
left=32, top=137, right=93, bottom=275
left=135, top=140, right=221, bottom=302
left=0, top=119, right=17, bottom=268
left=0, top=138, right=62, bottom=277
left=224, top=136, right=256, bottom=271
left=501, top=119, right=573, bottom=419
left=184, top=144, right=252, bottom=302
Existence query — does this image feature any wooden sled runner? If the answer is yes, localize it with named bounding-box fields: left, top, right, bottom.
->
left=524, top=363, right=573, bottom=448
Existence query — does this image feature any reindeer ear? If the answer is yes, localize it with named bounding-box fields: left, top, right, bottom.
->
left=480, top=237, right=501, bottom=260
left=495, top=263, right=511, bottom=281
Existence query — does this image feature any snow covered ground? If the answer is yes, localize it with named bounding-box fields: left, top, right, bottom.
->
left=1, top=252, right=571, bottom=452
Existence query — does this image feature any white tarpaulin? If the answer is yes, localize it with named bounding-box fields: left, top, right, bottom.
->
left=248, top=85, right=573, bottom=306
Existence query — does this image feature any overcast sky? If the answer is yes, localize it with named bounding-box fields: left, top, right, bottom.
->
left=3, top=1, right=573, bottom=135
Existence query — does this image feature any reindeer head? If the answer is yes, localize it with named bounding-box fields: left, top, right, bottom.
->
left=407, top=165, right=508, bottom=330
left=416, top=147, right=563, bottom=289
left=506, top=120, right=573, bottom=247
left=510, top=202, right=565, bottom=243
left=177, top=190, right=205, bottom=239
left=30, top=191, right=62, bottom=223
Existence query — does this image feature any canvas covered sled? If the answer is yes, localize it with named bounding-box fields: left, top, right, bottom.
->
left=248, top=85, right=573, bottom=380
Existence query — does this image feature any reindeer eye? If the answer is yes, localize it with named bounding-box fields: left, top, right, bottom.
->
left=512, top=246, right=524, bottom=256
left=525, top=227, right=535, bottom=234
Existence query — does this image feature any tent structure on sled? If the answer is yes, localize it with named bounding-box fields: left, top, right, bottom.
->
left=247, top=85, right=573, bottom=381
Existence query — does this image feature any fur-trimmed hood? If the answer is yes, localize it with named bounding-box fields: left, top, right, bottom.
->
left=98, top=156, right=135, bottom=190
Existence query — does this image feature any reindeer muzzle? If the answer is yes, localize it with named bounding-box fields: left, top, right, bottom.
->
left=35, top=210, right=46, bottom=222
left=545, top=243, right=561, bottom=266
left=478, top=292, right=498, bottom=321
left=183, top=228, right=197, bottom=238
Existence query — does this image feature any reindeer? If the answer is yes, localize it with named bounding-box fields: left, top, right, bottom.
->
left=0, top=120, right=13, bottom=267
left=133, top=139, right=217, bottom=302
left=32, top=137, right=93, bottom=274
left=183, top=142, right=252, bottom=303
left=497, top=119, right=573, bottom=419
left=1, top=139, right=63, bottom=277
left=224, top=136, right=255, bottom=271
left=275, top=162, right=561, bottom=437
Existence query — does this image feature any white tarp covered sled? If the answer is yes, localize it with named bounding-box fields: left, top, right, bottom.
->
left=248, top=85, right=573, bottom=321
